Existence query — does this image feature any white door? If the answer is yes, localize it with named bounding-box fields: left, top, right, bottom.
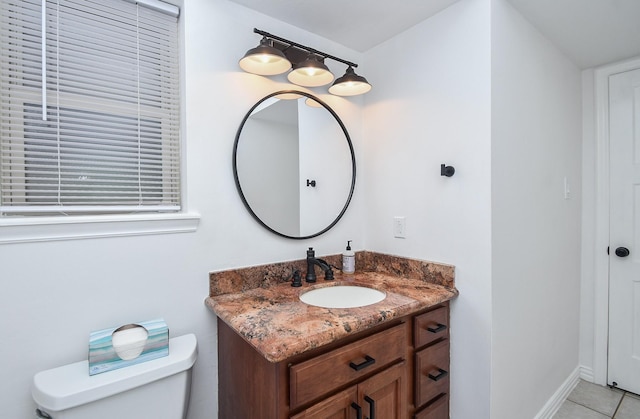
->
left=608, top=67, right=640, bottom=394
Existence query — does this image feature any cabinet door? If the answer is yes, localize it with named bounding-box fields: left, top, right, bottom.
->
left=290, top=386, right=358, bottom=419
left=358, top=362, right=407, bottom=419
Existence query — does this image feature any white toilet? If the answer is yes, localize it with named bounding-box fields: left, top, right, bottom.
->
left=32, top=334, right=197, bottom=419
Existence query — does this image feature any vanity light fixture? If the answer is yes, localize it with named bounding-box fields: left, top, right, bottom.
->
left=329, top=66, right=372, bottom=96
left=287, top=54, right=334, bottom=87
left=239, top=36, right=292, bottom=75
left=239, top=28, right=372, bottom=96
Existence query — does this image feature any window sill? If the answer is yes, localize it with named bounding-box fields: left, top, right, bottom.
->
left=0, top=212, right=200, bottom=244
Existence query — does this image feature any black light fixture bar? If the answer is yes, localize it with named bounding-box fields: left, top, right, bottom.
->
left=253, top=28, right=359, bottom=69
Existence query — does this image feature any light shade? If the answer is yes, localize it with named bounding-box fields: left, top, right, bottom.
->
left=328, top=66, right=372, bottom=96
left=305, top=97, right=323, bottom=108
left=277, top=92, right=303, bottom=100
left=287, top=54, right=334, bottom=87
left=239, top=37, right=291, bottom=76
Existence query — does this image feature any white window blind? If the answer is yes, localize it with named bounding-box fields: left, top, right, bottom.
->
left=0, top=0, right=181, bottom=215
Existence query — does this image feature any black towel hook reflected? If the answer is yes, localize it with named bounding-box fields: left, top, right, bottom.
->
left=306, top=179, right=316, bottom=187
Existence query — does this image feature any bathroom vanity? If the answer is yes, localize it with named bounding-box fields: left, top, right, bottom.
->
left=222, top=91, right=457, bottom=418
left=206, top=252, right=457, bottom=419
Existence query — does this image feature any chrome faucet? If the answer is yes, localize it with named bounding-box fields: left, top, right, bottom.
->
left=306, top=247, right=334, bottom=282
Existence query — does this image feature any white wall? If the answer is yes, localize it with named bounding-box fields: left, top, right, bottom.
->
left=580, top=68, right=597, bottom=381
left=362, top=0, right=493, bottom=417
left=184, top=0, right=366, bottom=269
left=364, top=1, right=582, bottom=418
left=490, top=1, right=582, bottom=418
left=0, top=1, right=365, bottom=418
left=239, top=115, right=300, bottom=236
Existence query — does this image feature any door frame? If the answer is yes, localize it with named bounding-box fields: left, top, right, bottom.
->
left=593, top=56, right=640, bottom=386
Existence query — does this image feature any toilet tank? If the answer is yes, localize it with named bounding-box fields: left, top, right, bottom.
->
left=32, top=334, right=197, bottom=419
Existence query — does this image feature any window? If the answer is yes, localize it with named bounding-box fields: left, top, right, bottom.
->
left=0, top=0, right=181, bottom=216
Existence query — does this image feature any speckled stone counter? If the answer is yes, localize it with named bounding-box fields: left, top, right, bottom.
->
left=206, top=252, right=458, bottom=363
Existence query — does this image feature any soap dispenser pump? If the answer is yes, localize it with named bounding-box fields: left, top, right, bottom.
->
left=342, top=240, right=355, bottom=274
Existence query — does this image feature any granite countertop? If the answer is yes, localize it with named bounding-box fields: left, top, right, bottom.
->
left=206, top=269, right=458, bottom=363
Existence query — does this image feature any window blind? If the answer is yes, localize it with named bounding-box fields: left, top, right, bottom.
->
left=0, top=0, right=181, bottom=215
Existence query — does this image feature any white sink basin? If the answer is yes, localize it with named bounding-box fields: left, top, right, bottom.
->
left=300, top=285, right=386, bottom=308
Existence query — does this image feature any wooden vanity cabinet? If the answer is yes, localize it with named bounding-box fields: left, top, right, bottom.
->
left=216, top=301, right=450, bottom=419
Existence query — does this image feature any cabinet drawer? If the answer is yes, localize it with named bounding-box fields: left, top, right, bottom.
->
left=290, top=323, right=407, bottom=409
left=413, top=305, right=448, bottom=349
left=415, top=339, right=449, bottom=408
left=289, top=385, right=358, bottom=419
left=414, top=393, right=449, bottom=419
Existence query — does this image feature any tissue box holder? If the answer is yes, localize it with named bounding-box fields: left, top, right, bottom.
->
left=88, top=318, right=169, bottom=375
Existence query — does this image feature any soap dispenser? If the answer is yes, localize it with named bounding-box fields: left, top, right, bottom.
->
left=342, top=240, right=355, bottom=274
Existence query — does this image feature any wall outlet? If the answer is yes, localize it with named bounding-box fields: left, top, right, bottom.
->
left=393, top=216, right=406, bottom=238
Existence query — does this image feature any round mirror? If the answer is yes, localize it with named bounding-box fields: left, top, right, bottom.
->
left=233, top=90, right=356, bottom=239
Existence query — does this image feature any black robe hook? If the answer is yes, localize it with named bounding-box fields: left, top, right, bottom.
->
left=441, top=164, right=455, bottom=177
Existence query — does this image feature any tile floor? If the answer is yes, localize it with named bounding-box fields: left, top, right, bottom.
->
left=553, top=380, right=640, bottom=419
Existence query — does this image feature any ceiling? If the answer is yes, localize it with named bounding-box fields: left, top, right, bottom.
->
left=507, top=0, right=640, bottom=68
left=229, top=0, right=461, bottom=52
left=228, top=0, right=640, bottom=69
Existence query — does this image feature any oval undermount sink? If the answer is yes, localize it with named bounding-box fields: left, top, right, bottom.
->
left=300, top=285, right=386, bottom=309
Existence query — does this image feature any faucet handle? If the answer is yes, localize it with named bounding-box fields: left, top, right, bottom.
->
left=307, top=247, right=315, bottom=258
left=291, top=270, right=302, bottom=287
left=324, top=268, right=334, bottom=281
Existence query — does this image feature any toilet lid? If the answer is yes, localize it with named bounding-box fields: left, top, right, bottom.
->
left=32, top=333, right=197, bottom=411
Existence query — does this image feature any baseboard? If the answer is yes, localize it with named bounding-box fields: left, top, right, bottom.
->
left=579, top=365, right=594, bottom=383
left=533, top=366, right=580, bottom=419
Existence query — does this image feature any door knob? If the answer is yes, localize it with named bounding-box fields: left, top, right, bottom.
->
left=615, top=247, right=630, bottom=257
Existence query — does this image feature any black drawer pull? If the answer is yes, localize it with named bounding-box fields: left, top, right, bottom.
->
left=428, top=368, right=449, bottom=382
left=364, top=395, right=376, bottom=419
left=351, top=402, right=363, bottom=419
left=349, top=355, right=376, bottom=371
left=427, top=323, right=447, bottom=333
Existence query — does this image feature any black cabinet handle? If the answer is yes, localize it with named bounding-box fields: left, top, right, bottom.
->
left=428, top=368, right=449, bottom=382
left=351, top=402, right=362, bottom=419
left=364, top=396, right=376, bottom=419
left=349, top=355, right=376, bottom=371
left=427, top=323, right=447, bottom=333
left=615, top=247, right=630, bottom=257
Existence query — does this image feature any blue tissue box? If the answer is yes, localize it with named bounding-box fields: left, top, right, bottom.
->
left=88, top=318, right=169, bottom=376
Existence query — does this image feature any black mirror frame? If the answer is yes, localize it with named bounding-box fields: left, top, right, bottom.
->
left=232, top=90, right=356, bottom=240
